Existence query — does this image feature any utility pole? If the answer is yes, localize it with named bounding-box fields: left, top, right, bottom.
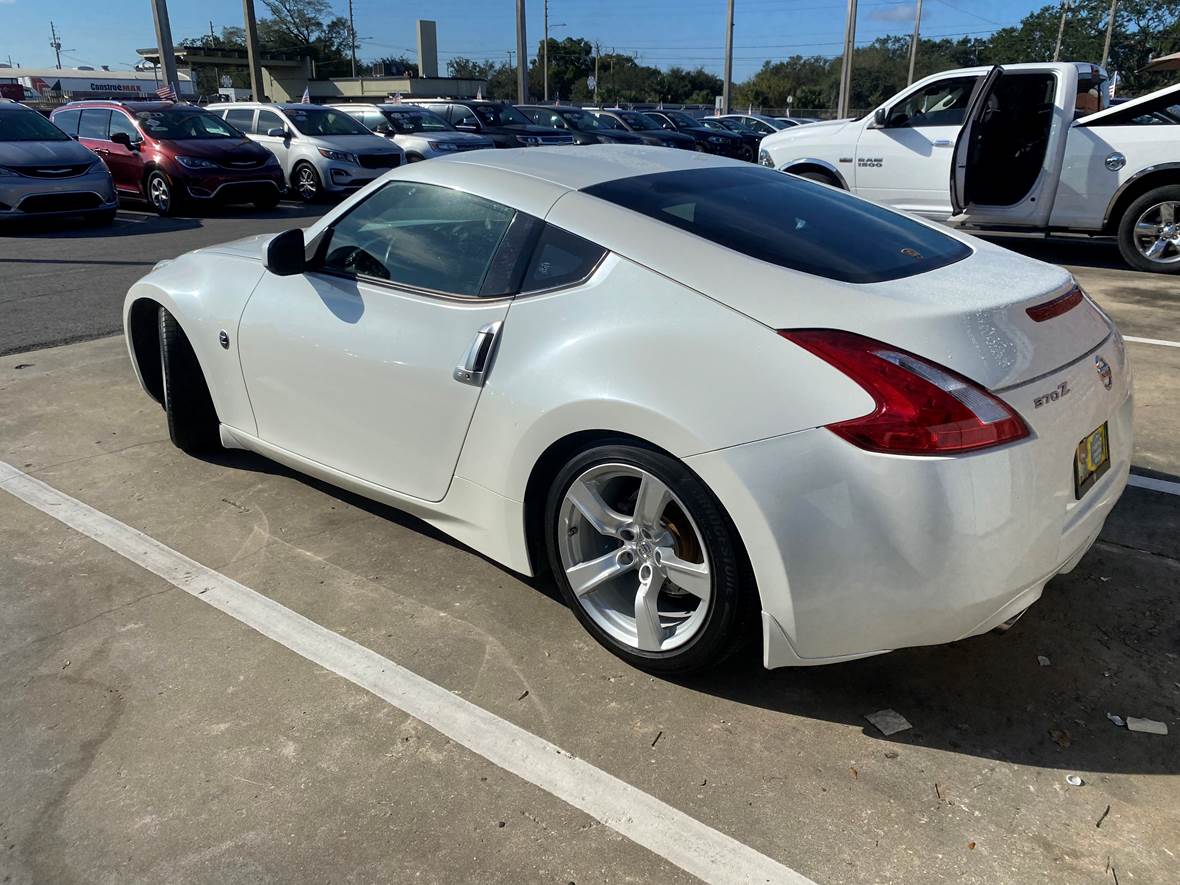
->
left=544, top=0, right=549, bottom=102
left=907, top=0, right=923, bottom=85
left=722, top=0, right=734, bottom=115
left=347, top=0, right=357, bottom=78
left=1101, top=0, right=1118, bottom=69
left=148, top=0, right=180, bottom=96
left=593, top=42, right=600, bottom=105
left=49, top=21, right=63, bottom=69
left=1053, top=0, right=1071, bottom=63
left=241, top=0, right=265, bottom=100
left=515, top=0, right=528, bottom=103
left=836, top=0, right=857, bottom=118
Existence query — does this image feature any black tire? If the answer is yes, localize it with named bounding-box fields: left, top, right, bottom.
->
left=253, top=191, right=281, bottom=211
left=292, top=162, right=324, bottom=203
left=145, top=170, right=181, bottom=216
left=740, top=144, right=756, bottom=163
left=796, top=169, right=838, bottom=186
left=158, top=307, right=221, bottom=454
left=1116, top=184, right=1180, bottom=274
left=544, top=442, right=755, bottom=676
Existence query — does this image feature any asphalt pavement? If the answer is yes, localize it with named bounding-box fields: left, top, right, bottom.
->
left=1, top=211, right=1177, bottom=885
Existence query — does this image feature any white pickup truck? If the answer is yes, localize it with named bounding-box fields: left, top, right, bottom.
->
left=758, top=62, right=1180, bottom=273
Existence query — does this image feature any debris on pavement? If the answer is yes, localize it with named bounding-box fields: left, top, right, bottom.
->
left=1096, top=805, right=1111, bottom=828
left=865, top=709, right=911, bottom=736
left=1037, top=655, right=1051, bottom=667
left=516, top=689, right=529, bottom=701
left=1106, top=713, right=1125, bottom=727
left=1125, top=717, right=1168, bottom=735
left=1049, top=727, right=1073, bottom=748
left=1065, top=774, right=1084, bottom=786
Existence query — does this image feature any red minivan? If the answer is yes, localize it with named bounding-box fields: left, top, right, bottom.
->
left=51, top=100, right=285, bottom=215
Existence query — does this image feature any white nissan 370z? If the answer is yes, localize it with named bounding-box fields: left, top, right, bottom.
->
left=123, top=146, right=1132, bottom=675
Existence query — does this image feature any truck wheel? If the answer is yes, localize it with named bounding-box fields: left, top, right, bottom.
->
left=1117, top=185, right=1180, bottom=274
left=795, top=170, right=839, bottom=187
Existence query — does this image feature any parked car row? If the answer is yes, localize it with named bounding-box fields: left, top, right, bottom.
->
left=0, top=94, right=813, bottom=224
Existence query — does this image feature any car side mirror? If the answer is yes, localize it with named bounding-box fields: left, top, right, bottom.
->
left=266, top=127, right=289, bottom=138
left=110, top=131, right=137, bottom=149
left=872, top=107, right=888, bottom=128
left=266, top=228, right=306, bottom=276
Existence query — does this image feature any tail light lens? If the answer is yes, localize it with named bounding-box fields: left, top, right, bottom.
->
left=781, top=329, right=1029, bottom=455
left=1025, top=284, right=1083, bottom=322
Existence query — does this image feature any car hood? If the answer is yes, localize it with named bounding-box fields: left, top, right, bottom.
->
left=199, top=232, right=275, bottom=261
left=684, top=126, right=741, bottom=141
left=761, top=117, right=857, bottom=147
left=652, top=130, right=695, bottom=143
left=490, top=123, right=572, bottom=135
left=0, top=137, right=98, bottom=166
left=417, top=131, right=492, bottom=145
left=159, top=137, right=271, bottom=162
left=303, top=133, right=400, bottom=153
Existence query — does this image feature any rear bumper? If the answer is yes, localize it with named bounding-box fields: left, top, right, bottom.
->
left=687, top=333, right=1133, bottom=667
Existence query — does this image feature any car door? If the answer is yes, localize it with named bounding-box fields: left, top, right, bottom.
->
left=854, top=74, right=980, bottom=217
left=253, top=108, right=293, bottom=175
left=951, top=65, right=1075, bottom=227
left=237, top=180, right=523, bottom=502
left=102, top=110, right=145, bottom=193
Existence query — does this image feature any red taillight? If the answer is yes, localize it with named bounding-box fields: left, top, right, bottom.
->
left=780, top=329, right=1029, bottom=455
left=1025, top=285, right=1083, bottom=322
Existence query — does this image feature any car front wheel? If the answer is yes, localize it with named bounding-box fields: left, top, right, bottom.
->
left=1118, top=185, right=1180, bottom=273
left=545, top=443, right=753, bottom=675
left=158, top=307, right=221, bottom=454
left=292, top=163, right=323, bottom=202
left=146, top=171, right=179, bottom=216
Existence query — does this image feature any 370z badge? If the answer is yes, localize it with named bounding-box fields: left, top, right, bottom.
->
left=1034, top=380, right=1070, bottom=409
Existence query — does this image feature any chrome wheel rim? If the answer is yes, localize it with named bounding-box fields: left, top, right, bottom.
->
left=149, top=175, right=170, bottom=212
left=558, top=463, right=712, bottom=653
left=297, top=167, right=318, bottom=199
left=1132, top=200, right=1180, bottom=264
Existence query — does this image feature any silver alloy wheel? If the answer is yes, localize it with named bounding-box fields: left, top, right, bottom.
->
left=296, top=165, right=319, bottom=200
left=1132, top=200, right=1180, bottom=265
left=558, top=463, right=712, bottom=653
left=149, top=174, right=170, bottom=213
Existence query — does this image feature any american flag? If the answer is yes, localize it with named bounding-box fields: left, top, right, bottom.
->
left=155, top=82, right=177, bottom=101
left=1108, top=72, right=1119, bottom=100
left=301, top=85, right=310, bottom=103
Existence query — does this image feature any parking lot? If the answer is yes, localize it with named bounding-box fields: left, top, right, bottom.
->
left=1, top=206, right=1177, bottom=885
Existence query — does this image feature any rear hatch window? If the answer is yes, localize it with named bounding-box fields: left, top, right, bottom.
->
left=582, top=166, right=971, bottom=283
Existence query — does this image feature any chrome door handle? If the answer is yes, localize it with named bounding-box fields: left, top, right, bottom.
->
left=453, top=321, right=502, bottom=387
left=933, top=139, right=952, bottom=147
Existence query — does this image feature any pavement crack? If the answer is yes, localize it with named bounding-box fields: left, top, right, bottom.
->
left=1096, top=538, right=1180, bottom=566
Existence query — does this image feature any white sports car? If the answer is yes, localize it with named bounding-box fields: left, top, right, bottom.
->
left=124, top=146, right=1132, bottom=674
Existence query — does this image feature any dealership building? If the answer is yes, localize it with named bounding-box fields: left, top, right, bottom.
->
left=0, top=66, right=196, bottom=100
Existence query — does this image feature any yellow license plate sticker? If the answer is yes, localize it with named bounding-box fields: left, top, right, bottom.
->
left=1074, top=422, right=1110, bottom=499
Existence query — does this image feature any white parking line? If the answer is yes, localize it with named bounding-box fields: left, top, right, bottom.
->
left=1128, top=473, right=1180, bottom=496
left=0, top=460, right=813, bottom=885
left=1124, top=336, right=1180, bottom=349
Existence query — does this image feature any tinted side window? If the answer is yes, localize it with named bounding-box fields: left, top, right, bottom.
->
left=451, top=105, right=479, bottom=128
left=53, top=108, right=80, bottom=136
left=887, top=77, right=978, bottom=128
left=318, top=182, right=516, bottom=296
left=108, top=112, right=138, bottom=140
left=256, top=109, right=284, bottom=134
left=583, top=166, right=970, bottom=284
left=78, top=108, right=112, bottom=140
left=225, top=108, right=256, bottom=133
left=521, top=225, right=607, bottom=293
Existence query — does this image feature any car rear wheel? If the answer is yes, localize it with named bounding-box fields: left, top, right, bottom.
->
left=1118, top=185, right=1180, bottom=274
left=545, top=444, right=753, bottom=675
left=158, top=307, right=221, bottom=454
left=292, top=163, right=323, bottom=203
left=146, top=171, right=179, bottom=216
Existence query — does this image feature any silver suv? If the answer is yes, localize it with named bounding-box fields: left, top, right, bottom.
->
left=0, top=100, right=117, bottom=223
left=206, top=102, right=405, bottom=202
left=328, top=103, right=493, bottom=161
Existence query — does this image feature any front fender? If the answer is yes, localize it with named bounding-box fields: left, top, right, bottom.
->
left=123, top=250, right=267, bottom=434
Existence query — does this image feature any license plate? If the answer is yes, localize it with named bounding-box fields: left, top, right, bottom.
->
left=1074, top=422, right=1110, bottom=499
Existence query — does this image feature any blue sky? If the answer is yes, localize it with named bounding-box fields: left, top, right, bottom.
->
left=2, top=0, right=1052, bottom=81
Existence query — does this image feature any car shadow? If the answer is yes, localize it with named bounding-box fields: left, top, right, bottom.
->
left=205, top=444, right=1177, bottom=775
left=0, top=214, right=202, bottom=238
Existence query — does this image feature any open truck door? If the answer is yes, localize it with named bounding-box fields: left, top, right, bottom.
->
left=951, top=63, right=1077, bottom=227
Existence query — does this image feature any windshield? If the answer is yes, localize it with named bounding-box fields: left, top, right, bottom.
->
left=700, top=119, right=728, bottom=131
left=665, top=111, right=699, bottom=128
left=135, top=109, right=242, bottom=140
left=558, top=109, right=605, bottom=130
left=472, top=104, right=532, bottom=126
left=286, top=108, right=371, bottom=136
left=380, top=108, right=451, bottom=133
left=0, top=109, right=72, bottom=142
left=583, top=166, right=970, bottom=284
left=618, top=111, right=658, bottom=131
left=594, top=113, right=625, bottom=130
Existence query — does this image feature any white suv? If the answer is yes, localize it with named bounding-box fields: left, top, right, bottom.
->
left=758, top=62, right=1180, bottom=273
left=206, top=102, right=405, bottom=202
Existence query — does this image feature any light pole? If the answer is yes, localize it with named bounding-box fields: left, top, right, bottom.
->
left=907, top=0, right=923, bottom=85
left=516, top=0, right=528, bottom=103
left=836, top=0, right=858, bottom=118
left=148, top=0, right=180, bottom=95
left=722, top=0, right=734, bottom=115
